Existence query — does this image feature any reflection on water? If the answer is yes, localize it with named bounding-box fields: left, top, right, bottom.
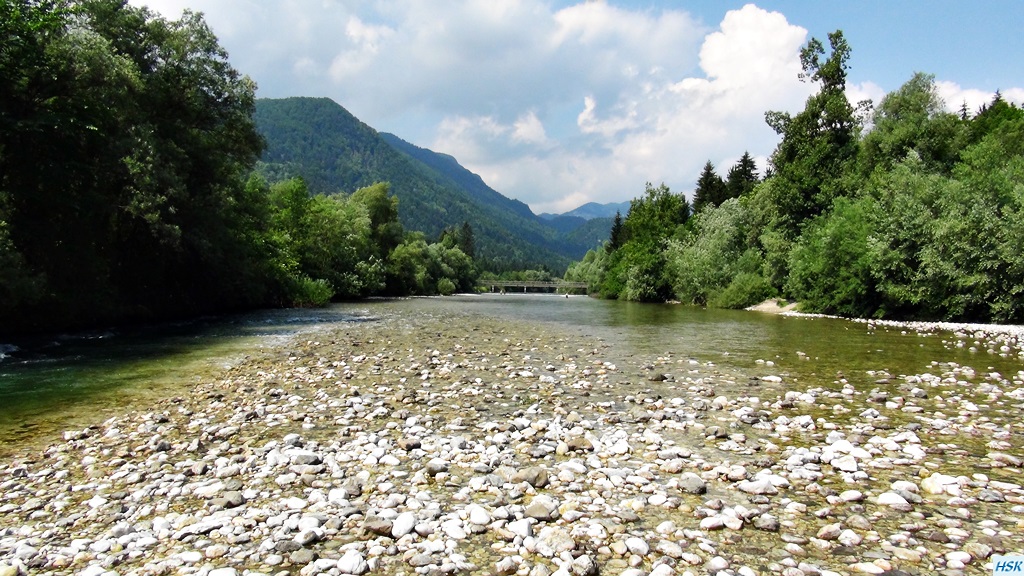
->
left=2, top=294, right=1020, bottom=451
left=0, top=306, right=376, bottom=446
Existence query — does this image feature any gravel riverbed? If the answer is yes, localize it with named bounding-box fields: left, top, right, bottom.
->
left=1, top=308, right=1022, bottom=576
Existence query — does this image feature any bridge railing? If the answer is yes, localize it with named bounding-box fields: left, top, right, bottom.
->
left=481, top=280, right=589, bottom=293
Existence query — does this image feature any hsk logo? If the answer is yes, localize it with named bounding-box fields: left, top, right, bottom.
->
left=993, top=556, right=1024, bottom=575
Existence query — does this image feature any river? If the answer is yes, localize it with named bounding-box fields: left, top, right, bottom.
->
left=1, top=294, right=1021, bottom=452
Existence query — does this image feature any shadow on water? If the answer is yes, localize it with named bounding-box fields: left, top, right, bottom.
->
left=0, top=306, right=378, bottom=449
left=2, top=294, right=1020, bottom=454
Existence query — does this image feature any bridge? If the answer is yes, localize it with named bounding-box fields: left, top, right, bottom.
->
left=482, top=280, right=589, bottom=294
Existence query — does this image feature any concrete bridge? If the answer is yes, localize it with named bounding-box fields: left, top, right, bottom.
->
left=482, top=280, right=589, bottom=294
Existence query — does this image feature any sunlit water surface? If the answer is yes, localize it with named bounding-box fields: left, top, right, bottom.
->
left=1, top=295, right=1020, bottom=452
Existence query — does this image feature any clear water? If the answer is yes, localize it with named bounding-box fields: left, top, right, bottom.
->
left=2, top=294, right=1020, bottom=452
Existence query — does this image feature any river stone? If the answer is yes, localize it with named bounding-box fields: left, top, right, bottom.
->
left=753, top=514, right=780, bottom=531
left=290, top=549, right=317, bottom=565
left=570, top=554, right=598, bottom=576
left=467, top=504, right=491, bottom=525
left=275, top=540, right=302, bottom=553
left=706, top=556, right=730, bottom=572
left=656, top=539, right=683, bottom=558
left=408, top=554, right=434, bottom=567
left=567, top=437, right=593, bottom=452
left=831, top=454, right=859, bottom=472
left=392, top=512, right=417, bottom=538
left=650, top=565, right=676, bottom=576
left=441, top=519, right=467, bottom=539
left=208, top=569, right=237, bottom=576
left=525, top=495, right=560, bottom=521
left=737, top=478, right=777, bottom=495
left=679, top=472, right=707, bottom=494
left=534, top=526, right=576, bottom=557
left=921, top=473, right=958, bottom=495
left=507, top=519, right=534, bottom=539
left=963, top=542, right=993, bottom=559
left=513, top=467, right=550, bottom=488
left=978, top=489, right=1005, bottom=502
left=363, top=515, right=394, bottom=536
left=397, top=437, right=421, bottom=450
left=816, top=523, right=842, bottom=540
left=217, top=491, right=245, bottom=508
left=840, top=490, right=865, bottom=502
left=425, top=458, right=449, bottom=476
left=624, top=537, right=649, bottom=555
left=876, top=492, right=912, bottom=510
left=337, top=550, right=369, bottom=575
left=847, top=563, right=884, bottom=574
left=837, top=529, right=862, bottom=547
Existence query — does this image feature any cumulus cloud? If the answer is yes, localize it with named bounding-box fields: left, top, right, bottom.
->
left=935, top=81, right=1024, bottom=114
left=127, top=1, right=1024, bottom=215
left=428, top=4, right=814, bottom=212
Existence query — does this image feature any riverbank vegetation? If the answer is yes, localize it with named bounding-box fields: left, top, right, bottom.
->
left=566, top=31, right=1024, bottom=324
left=0, top=0, right=477, bottom=335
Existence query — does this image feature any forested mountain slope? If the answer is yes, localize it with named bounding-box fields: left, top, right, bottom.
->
left=254, top=97, right=605, bottom=271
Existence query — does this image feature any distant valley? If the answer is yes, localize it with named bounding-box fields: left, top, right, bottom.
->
left=253, top=97, right=619, bottom=272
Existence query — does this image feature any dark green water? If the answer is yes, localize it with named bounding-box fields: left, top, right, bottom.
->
left=2, top=295, right=1020, bottom=450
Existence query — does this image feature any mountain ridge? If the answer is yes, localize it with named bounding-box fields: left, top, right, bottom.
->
left=253, top=97, right=610, bottom=271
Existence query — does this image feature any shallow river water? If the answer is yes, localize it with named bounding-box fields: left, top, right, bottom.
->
left=2, top=294, right=1023, bottom=576
left=2, top=294, right=1021, bottom=452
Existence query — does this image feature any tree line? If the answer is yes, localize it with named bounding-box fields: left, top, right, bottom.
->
left=567, top=31, right=1024, bottom=323
left=0, top=0, right=477, bottom=335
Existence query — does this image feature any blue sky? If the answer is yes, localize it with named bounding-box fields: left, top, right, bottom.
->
left=132, top=0, right=1024, bottom=213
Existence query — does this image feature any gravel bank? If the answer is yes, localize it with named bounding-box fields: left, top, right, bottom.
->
left=1, top=310, right=1022, bottom=576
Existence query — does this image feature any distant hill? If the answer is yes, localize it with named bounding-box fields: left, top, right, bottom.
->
left=540, top=201, right=631, bottom=221
left=253, top=97, right=605, bottom=271
left=379, top=133, right=536, bottom=221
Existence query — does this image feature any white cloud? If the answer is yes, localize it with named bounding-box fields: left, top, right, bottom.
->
left=126, top=1, right=1024, bottom=215
left=846, top=81, right=885, bottom=108
left=934, top=81, right=1024, bottom=114
left=432, top=4, right=814, bottom=212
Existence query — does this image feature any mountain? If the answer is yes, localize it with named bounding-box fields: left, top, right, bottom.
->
left=539, top=201, right=631, bottom=221
left=378, top=133, right=536, bottom=221
left=253, top=97, right=606, bottom=271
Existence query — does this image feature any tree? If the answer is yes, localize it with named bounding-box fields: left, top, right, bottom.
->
left=351, top=182, right=403, bottom=259
left=725, top=152, right=759, bottom=200
left=0, top=0, right=268, bottom=331
left=606, top=210, right=624, bottom=252
left=764, top=30, right=865, bottom=233
left=602, top=182, right=689, bottom=301
left=860, top=72, right=967, bottom=175
left=692, top=161, right=726, bottom=213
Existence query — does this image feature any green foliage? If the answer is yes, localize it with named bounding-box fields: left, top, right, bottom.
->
left=563, top=248, right=607, bottom=295
left=725, top=152, right=760, bottom=200
left=253, top=98, right=581, bottom=273
left=765, top=30, right=864, bottom=233
left=287, top=276, right=334, bottom=308
left=860, top=73, right=968, bottom=176
left=710, top=272, right=774, bottom=310
left=564, top=32, right=1024, bottom=324
left=0, top=0, right=268, bottom=332
left=665, top=198, right=760, bottom=305
left=436, top=278, right=457, bottom=296
left=606, top=211, right=624, bottom=252
left=597, top=182, right=689, bottom=301
left=786, top=196, right=879, bottom=317
left=692, top=161, right=726, bottom=213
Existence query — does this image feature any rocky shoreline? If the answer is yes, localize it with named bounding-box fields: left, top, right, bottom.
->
left=1, top=309, right=1022, bottom=576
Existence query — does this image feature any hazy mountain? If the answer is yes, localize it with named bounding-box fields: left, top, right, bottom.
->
left=539, top=201, right=631, bottom=221
left=253, top=97, right=607, bottom=271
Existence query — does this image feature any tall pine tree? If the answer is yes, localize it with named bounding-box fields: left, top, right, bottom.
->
left=725, top=152, right=759, bottom=200
left=692, top=161, right=726, bottom=213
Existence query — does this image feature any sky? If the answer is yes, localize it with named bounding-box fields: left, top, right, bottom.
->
left=129, top=0, right=1024, bottom=214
